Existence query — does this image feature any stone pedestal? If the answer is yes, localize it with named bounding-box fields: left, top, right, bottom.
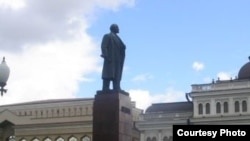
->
left=93, top=90, right=133, bottom=141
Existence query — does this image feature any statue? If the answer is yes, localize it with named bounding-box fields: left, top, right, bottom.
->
left=100, top=24, right=126, bottom=91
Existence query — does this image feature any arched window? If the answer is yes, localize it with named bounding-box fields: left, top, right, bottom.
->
left=69, top=137, right=77, bottom=141
left=216, top=102, right=221, bottom=114
left=169, top=136, right=173, bottom=141
left=242, top=100, right=247, bottom=112
left=205, top=103, right=210, bottom=114
left=82, top=136, right=90, bottom=141
left=224, top=102, right=228, bottom=113
left=198, top=103, right=203, bottom=115
left=235, top=101, right=240, bottom=112
left=20, top=138, right=27, bottom=141
left=44, top=138, right=51, bottom=141
left=32, top=138, right=39, bottom=141
left=163, top=136, right=168, bottom=141
left=152, top=137, right=156, bottom=141
left=146, top=137, right=151, bottom=141
left=56, top=137, right=64, bottom=141
left=9, top=136, right=15, bottom=141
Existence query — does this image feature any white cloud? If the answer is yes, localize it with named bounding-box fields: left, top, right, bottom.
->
left=0, top=0, right=135, bottom=51
left=0, top=0, right=26, bottom=10
left=129, top=89, right=151, bottom=111
left=94, top=0, right=135, bottom=10
left=132, top=73, right=154, bottom=82
left=0, top=0, right=135, bottom=105
left=0, top=37, right=99, bottom=104
left=192, top=61, right=205, bottom=71
left=129, top=88, right=186, bottom=112
left=217, top=72, right=232, bottom=80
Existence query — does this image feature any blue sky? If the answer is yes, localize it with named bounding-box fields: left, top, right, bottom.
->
left=79, top=0, right=250, bottom=107
left=0, top=0, right=249, bottom=110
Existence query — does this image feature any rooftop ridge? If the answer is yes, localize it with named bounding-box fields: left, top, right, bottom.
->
left=0, top=97, right=94, bottom=107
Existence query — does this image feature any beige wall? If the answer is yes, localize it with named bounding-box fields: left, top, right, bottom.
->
left=0, top=98, right=142, bottom=141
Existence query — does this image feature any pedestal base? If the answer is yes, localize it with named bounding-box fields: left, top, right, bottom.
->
left=93, top=90, right=133, bottom=141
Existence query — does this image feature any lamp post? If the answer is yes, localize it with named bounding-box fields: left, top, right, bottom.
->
left=0, top=57, right=10, bottom=96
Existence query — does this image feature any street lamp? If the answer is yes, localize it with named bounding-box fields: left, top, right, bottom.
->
left=0, top=57, right=10, bottom=96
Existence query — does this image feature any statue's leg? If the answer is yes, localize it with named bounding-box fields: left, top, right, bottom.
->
left=113, top=79, right=121, bottom=91
left=102, top=79, right=110, bottom=91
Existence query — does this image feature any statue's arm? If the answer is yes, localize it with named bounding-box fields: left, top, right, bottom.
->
left=101, top=34, right=110, bottom=59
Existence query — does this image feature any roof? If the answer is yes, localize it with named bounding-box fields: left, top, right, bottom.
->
left=0, top=98, right=94, bottom=107
left=238, top=57, right=250, bottom=80
left=145, top=101, right=193, bottom=113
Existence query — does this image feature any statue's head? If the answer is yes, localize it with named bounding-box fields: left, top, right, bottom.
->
left=110, top=24, right=119, bottom=33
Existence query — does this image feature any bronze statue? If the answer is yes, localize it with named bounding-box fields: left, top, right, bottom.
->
left=101, top=24, right=126, bottom=91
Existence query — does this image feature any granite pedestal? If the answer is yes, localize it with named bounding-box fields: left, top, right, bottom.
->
left=93, top=90, right=133, bottom=141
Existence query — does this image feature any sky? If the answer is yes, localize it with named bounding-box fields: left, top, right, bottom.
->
left=0, top=0, right=250, bottom=111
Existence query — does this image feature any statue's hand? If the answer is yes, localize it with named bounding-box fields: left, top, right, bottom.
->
left=100, top=54, right=105, bottom=58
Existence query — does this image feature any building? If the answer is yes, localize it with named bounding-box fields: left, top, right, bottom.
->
left=0, top=98, right=142, bottom=141
left=1, top=57, right=250, bottom=141
left=136, top=57, right=250, bottom=141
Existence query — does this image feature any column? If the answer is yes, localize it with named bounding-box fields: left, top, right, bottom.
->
left=158, top=130, right=162, bottom=141
left=140, top=131, right=145, bottom=141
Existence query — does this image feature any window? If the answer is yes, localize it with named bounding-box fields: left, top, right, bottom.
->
left=224, top=102, right=228, bottom=113
left=32, top=139, right=39, bottom=141
left=205, top=103, right=210, bottom=114
left=56, top=137, right=64, bottom=141
left=242, top=100, right=247, bottom=112
left=216, top=102, right=221, bottom=114
left=152, top=137, right=156, bottom=141
left=146, top=137, right=150, bottom=141
left=82, top=136, right=90, bottom=141
left=44, top=138, right=51, bottom=141
left=163, top=136, right=172, bottom=141
left=198, top=104, right=203, bottom=115
left=169, top=136, right=173, bottom=141
left=163, top=136, right=168, bottom=141
left=9, top=136, right=15, bottom=141
left=235, top=101, right=240, bottom=112
left=69, top=137, right=77, bottom=141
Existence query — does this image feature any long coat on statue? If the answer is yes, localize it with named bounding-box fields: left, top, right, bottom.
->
left=101, top=32, right=126, bottom=81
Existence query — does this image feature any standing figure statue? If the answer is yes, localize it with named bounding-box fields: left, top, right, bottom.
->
left=101, top=24, right=126, bottom=91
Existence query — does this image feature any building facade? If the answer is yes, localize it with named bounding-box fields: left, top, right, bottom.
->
left=0, top=98, right=142, bottom=141
left=136, top=58, right=250, bottom=141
